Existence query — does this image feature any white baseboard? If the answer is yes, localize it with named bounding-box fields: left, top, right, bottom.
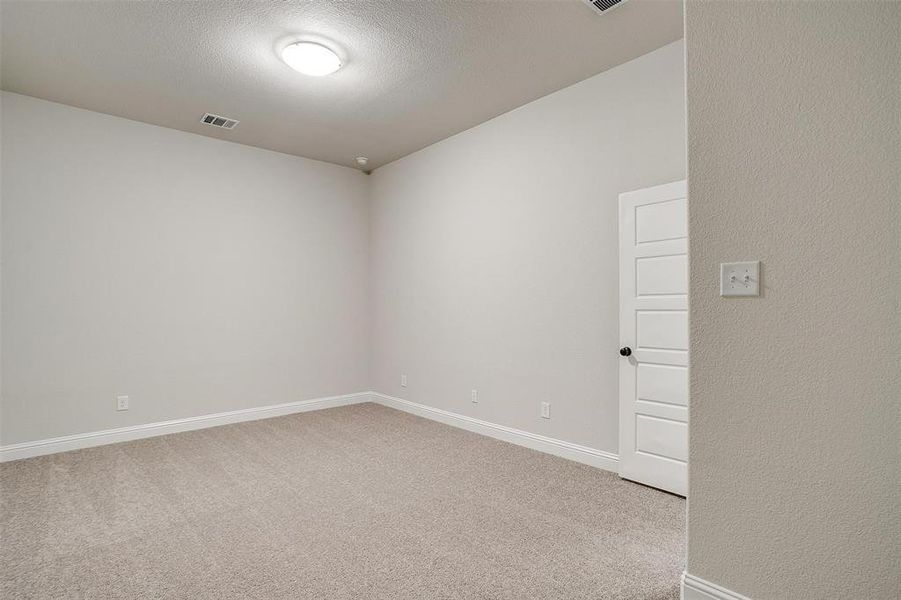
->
left=369, top=392, right=619, bottom=472
left=2, top=391, right=619, bottom=473
left=682, top=573, right=752, bottom=600
left=0, top=392, right=371, bottom=463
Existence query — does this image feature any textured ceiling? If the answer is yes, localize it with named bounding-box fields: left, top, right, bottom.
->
left=1, top=0, right=683, bottom=170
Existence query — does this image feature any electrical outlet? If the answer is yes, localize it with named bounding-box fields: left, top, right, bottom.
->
left=471, top=389, right=479, bottom=403
left=540, top=402, right=550, bottom=419
left=401, top=374, right=407, bottom=388
left=116, top=395, right=129, bottom=411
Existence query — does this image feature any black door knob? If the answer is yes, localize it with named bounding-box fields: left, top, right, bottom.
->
left=619, top=347, right=632, bottom=357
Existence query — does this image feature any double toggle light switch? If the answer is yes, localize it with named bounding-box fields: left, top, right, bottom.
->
left=720, top=261, right=760, bottom=296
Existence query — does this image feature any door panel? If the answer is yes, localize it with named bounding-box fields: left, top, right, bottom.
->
left=637, top=255, right=687, bottom=295
left=637, top=310, right=688, bottom=350
left=635, top=197, right=687, bottom=243
left=637, top=364, right=688, bottom=406
left=636, top=415, right=688, bottom=462
left=619, top=180, right=688, bottom=496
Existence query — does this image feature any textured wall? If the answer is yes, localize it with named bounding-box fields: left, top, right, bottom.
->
left=369, top=41, right=686, bottom=452
left=1, top=92, right=370, bottom=444
left=686, top=2, right=901, bottom=597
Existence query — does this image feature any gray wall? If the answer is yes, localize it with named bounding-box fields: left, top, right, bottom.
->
left=1, top=92, right=371, bottom=445
left=686, top=2, right=900, bottom=597
left=369, top=41, right=686, bottom=452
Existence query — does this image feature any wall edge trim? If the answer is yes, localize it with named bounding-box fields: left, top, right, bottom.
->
left=3, top=391, right=622, bottom=473
left=370, top=392, right=619, bottom=472
left=682, top=572, right=752, bottom=600
left=0, top=392, right=372, bottom=462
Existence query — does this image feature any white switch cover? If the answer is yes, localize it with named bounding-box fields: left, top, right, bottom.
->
left=401, top=374, right=407, bottom=388
left=116, top=395, right=129, bottom=411
left=720, top=261, right=760, bottom=296
left=540, top=402, right=550, bottom=419
left=471, top=389, right=479, bottom=403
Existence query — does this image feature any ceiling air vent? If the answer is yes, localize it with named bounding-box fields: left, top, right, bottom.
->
left=200, top=113, right=239, bottom=130
left=582, top=0, right=628, bottom=15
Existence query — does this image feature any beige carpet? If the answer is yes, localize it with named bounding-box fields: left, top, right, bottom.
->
left=1, top=403, right=685, bottom=599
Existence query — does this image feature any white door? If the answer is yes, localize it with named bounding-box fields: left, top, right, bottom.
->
left=618, top=180, right=688, bottom=496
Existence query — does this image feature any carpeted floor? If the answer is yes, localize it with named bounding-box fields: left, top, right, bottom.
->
left=1, top=403, right=685, bottom=599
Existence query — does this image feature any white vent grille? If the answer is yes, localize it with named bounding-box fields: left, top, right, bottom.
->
left=200, top=113, right=239, bottom=130
left=582, top=0, right=628, bottom=15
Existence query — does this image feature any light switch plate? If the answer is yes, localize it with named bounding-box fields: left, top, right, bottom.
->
left=720, top=261, right=760, bottom=296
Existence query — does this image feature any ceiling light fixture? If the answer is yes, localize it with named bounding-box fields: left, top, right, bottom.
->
left=281, top=41, right=342, bottom=76
left=355, top=157, right=369, bottom=167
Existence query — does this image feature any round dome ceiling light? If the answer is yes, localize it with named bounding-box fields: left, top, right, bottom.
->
left=281, top=42, right=342, bottom=76
left=355, top=156, right=369, bottom=167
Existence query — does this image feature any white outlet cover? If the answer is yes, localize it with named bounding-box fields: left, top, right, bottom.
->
left=471, top=389, right=478, bottom=403
left=540, top=402, right=550, bottom=419
left=720, top=261, right=760, bottom=297
left=116, top=395, right=129, bottom=411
